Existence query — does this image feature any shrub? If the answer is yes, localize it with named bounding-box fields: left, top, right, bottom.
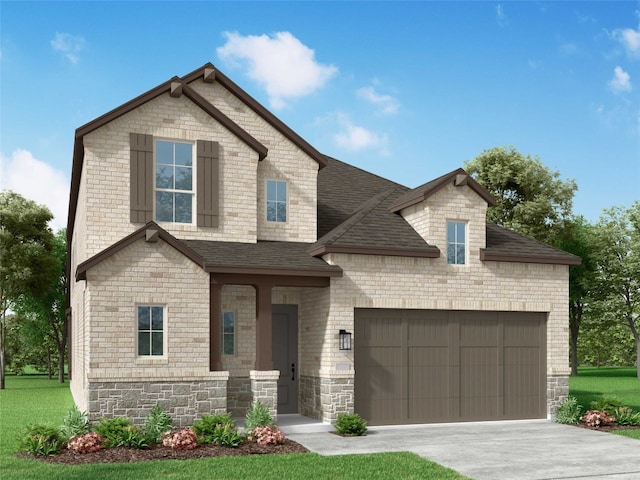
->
left=18, top=423, right=65, bottom=456
left=582, top=410, right=616, bottom=428
left=143, top=405, right=173, bottom=444
left=590, top=397, right=625, bottom=415
left=94, top=417, right=148, bottom=449
left=193, top=414, right=243, bottom=447
left=250, top=425, right=286, bottom=446
left=613, top=407, right=640, bottom=426
left=245, top=401, right=274, bottom=431
left=335, top=413, right=367, bottom=436
left=555, top=396, right=583, bottom=425
left=67, top=432, right=103, bottom=454
left=162, top=428, right=199, bottom=450
left=60, top=405, right=90, bottom=438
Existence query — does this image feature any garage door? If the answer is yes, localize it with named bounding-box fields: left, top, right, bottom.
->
left=354, top=309, right=547, bottom=425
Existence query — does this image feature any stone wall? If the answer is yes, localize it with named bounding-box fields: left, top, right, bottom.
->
left=249, top=370, right=279, bottom=420
left=227, top=377, right=251, bottom=418
left=547, top=374, right=570, bottom=418
left=299, top=375, right=354, bottom=423
left=87, top=378, right=228, bottom=427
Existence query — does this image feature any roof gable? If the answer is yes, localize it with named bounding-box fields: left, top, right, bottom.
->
left=389, top=168, right=496, bottom=213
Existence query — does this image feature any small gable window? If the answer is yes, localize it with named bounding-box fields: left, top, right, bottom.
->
left=137, top=305, right=165, bottom=356
left=447, top=221, right=466, bottom=265
left=155, top=140, right=194, bottom=224
left=266, top=180, right=287, bottom=222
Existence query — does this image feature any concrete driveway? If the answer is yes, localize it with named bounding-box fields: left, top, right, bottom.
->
left=285, top=419, right=640, bottom=480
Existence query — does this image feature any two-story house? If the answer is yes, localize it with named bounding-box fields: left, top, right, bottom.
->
left=67, top=63, right=580, bottom=427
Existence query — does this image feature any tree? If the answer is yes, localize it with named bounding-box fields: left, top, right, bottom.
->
left=555, top=216, right=598, bottom=375
left=14, top=229, right=68, bottom=383
left=591, top=202, right=640, bottom=378
left=464, top=146, right=577, bottom=244
left=0, top=190, right=58, bottom=389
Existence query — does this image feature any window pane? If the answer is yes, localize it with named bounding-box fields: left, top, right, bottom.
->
left=276, top=182, right=287, bottom=202
left=457, top=222, right=466, bottom=240
left=223, top=312, right=234, bottom=333
left=222, top=336, right=234, bottom=355
left=174, top=193, right=192, bottom=223
left=277, top=202, right=287, bottom=222
left=174, top=166, right=192, bottom=190
left=266, top=201, right=276, bottom=222
left=266, top=180, right=276, bottom=201
left=156, top=165, right=173, bottom=189
left=447, top=222, right=456, bottom=242
left=151, top=332, right=163, bottom=355
left=156, top=141, right=173, bottom=164
left=138, top=306, right=150, bottom=330
left=151, top=307, right=163, bottom=330
left=156, top=192, right=174, bottom=222
left=457, top=245, right=466, bottom=265
left=447, top=244, right=456, bottom=264
left=174, top=143, right=192, bottom=166
left=138, top=332, right=150, bottom=356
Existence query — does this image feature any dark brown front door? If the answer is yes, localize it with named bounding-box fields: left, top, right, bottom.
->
left=272, top=304, right=298, bottom=414
left=355, top=309, right=547, bottom=425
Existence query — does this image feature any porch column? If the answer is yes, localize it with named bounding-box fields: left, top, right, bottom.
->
left=253, top=284, right=273, bottom=370
left=209, top=281, right=223, bottom=371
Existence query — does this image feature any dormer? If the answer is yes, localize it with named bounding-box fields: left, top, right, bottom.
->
left=389, top=168, right=496, bottom=267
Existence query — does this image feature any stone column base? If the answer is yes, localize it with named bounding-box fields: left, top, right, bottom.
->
left=547, top=374, right=569, bottom=419
left=249, top=370, right=280, bottom=420
left=300, top=374, right=354, bottom=424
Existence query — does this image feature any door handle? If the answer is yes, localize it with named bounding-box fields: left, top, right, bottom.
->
left=291, top=363, right=295, bottom=381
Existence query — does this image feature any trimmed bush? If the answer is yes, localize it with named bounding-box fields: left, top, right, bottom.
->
left=335, top=413, right=367, bottom=436
left=94, top=417, right=148, bottom=449
left=18, top=423, right=65, bottom=456
left=250, top=425, right=286, bottom=446
left=193, top=414, right=243, bottom=447
left=245, top=401, right=274, bottom=431
left=555, top=396, right=583, bottom=425
left=67, top=432, right=103, bottom=454
left=162, top=428, right=198, bottom=450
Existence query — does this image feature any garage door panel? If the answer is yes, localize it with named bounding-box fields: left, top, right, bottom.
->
left=355, top=309, right=546, bottom=425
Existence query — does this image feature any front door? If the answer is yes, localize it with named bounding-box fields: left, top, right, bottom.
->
left=272, top=304, right=298, bottom=414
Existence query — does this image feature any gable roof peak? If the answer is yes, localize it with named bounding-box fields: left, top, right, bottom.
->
left=388, top=167, right=496, bottom=213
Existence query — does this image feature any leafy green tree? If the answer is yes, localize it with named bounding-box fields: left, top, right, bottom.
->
left=464, top=146, right=577, bottom=244
left=15, top=229, right=68, bottom=383
left=0, top=190, right=57, bottom=389
left=555, top=217, right=598, bottom=375
left=590, top=202, right=640, bottom=378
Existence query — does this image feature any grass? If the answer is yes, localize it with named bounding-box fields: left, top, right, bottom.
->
left=0, top=375, right=468, bottom=480
left=570, top=366, right=640, bottom=440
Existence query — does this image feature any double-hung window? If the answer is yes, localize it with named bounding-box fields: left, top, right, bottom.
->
left=137, top=305, right=165, bottom=356
left=155, top=140, right=194, bottom=223
left=266, top=180, right=287, bottom=222
left=221, top=311, right=235, bottom=355
left=447, top=221, right=466, bottom=265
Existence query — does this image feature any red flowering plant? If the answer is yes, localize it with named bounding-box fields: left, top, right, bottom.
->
left=162, top=428, right=199, bottom=450
left=249, top=425, right=286, bottom=446
left=581, top=410, right=616, bottom=428
left=67, top=432, right=104, bottom=454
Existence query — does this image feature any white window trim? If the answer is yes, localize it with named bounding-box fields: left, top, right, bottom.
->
left=136, top=304, right=167, bottom=359
left=447, top=220, right=468, bottom=266
left=265, top=179, right=288, bottom=224
left=153, top=139, right=196, bottom=226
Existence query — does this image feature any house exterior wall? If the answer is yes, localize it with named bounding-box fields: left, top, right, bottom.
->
left=189, top=80, right=318, bottom=242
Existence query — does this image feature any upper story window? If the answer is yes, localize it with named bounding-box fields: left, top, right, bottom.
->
left=155, top=140, right=194, bottom=224
left=447, top=221, right=466, bottom=265
left=266, top=180, right=287, bottom=223
left=137, top=305, right=165, bottom=356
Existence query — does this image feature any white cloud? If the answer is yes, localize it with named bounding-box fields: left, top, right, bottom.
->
left=608, top=66, right=632, bottom=94
left=356, top=86, right=399, bottom=115
left=0, top=149, right=68, bottom=231
left=614, top=27, right=640, bottom=58
left=51, top=32, right=85, bottom=64
left=331, top=113, right=388, bottom=153
left=216, top=31, right=338, bottom=109
left=495, top=4, right=508, bottom=27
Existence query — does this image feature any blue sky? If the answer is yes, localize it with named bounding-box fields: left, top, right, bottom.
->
left=1, top=1, right=638, bottom=231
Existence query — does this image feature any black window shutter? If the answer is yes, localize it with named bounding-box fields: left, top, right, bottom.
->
left=197, top=140, right=219, bottom=227
left=130, top=133, right=153, bottom=223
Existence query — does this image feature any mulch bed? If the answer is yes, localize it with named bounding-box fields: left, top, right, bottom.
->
left=20, top=439, right=308, bottom=465
left=575, top=424, right=640, bottom=433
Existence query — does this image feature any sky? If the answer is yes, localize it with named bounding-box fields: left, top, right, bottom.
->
left=1, top=1, right=638, bottom=231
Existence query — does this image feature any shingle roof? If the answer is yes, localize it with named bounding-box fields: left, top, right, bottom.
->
left=183, top=239, right=343, bottom=276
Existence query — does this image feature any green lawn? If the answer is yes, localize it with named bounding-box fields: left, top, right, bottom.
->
left=0, top=375, right=467, bottom=480
left=570, top=366, right=640, bottom=440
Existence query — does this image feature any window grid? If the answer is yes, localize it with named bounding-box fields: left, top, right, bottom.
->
left=447, top=221, right=466, bottom=265
left=266, top=180, right=287, bottom=223
left=155, top=140, right=194, bottom=224
left=221, top=311, right=235, bottom=356
left=137, top=305, right=164, bottom=356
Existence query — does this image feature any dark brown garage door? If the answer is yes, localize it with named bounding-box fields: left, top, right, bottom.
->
left=354, top=309, right=547, bottom=425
